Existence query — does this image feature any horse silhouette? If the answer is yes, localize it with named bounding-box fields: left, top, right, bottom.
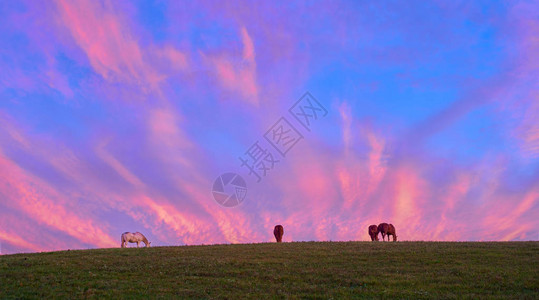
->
left=121, top=232, right=151, bottom=248
left=378, top=223, right=397, bottom=241
left=368, top=225, right=379, bottom=241
left=273, top=225, right=284, bottom=242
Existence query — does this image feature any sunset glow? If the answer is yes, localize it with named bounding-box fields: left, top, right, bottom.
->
left=0, top=1, right=537, bottom=254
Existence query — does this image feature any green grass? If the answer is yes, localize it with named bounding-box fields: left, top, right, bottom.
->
left=1, top=242, right=538, bottom=299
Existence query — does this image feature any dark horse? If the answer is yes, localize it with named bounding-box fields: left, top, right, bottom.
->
left=368, top=225, right=379, bottom=241
left=378, top=223, right=397, bottom=241
left=273, top=225, right=284, bottom=242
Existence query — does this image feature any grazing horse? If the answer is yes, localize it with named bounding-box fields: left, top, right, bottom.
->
left=273, top=225, right=284, bottom=242
left=121, top=232, right=151, bottom=248
left=377, top=223, right=389, bottom=241
left=378, top=223, right=397, bottom=242
left=368, top=225, right=379, bottom=241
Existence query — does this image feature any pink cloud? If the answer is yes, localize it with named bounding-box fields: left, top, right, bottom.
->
left=133, top=196, right=211, bottom=245
left=429, top=173, right=473, bottom=240
left=0, top=230, right=43, bottom=253
left=482, top=188, right=538, bottom=241
left=0, top=151, right=117, bottom=249
left=339, top=102, right=352, bottom=153
left=205, top=26, right=258, bottom=104
left=173, top=178, right=268, bottom=244
left=241, top=27, right=256, bottom=62
left=366, top=131, right=387, bottom=197
left=95, top=139, right=145, bottom=188
left=56, top=0, right=145, bottom=81
left=389, top=165, right=427, bottom=240
left=515, top=100, right=539, bottom=159
left=147, top=107, right=195, bottom=172
left=157, top=46, right=189, bottom=70
left=55, top=0, right=187, bottom=93
left=1, top=115, right=204, bottom=250
left=495, top=2, right=539, bottom=160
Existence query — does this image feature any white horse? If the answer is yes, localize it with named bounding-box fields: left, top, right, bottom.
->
left=121, top=232, right=151, bottom=248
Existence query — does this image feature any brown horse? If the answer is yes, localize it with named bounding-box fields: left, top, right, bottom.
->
left=378, top=223, right=397, bottom=241
left=368, top=225, right=379, bottom=241
left=273, top=225, right=284, bottom=242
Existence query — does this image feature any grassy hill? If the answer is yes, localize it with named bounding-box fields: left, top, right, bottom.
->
left=1, top=241, right=538, bottom=299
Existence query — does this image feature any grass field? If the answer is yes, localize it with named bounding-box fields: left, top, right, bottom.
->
left=1, top=241, right=538, bottom=299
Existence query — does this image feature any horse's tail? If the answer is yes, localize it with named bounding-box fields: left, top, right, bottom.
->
left=120, top=233, right=126, bottom=248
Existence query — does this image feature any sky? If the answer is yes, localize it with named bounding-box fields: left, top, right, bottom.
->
left=0, top=0, right=538, bottom=254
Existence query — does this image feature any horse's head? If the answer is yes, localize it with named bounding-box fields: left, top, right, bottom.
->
left=394, top=235, right=398, bottom=242
left=146, top=242, right=151, bottom=247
